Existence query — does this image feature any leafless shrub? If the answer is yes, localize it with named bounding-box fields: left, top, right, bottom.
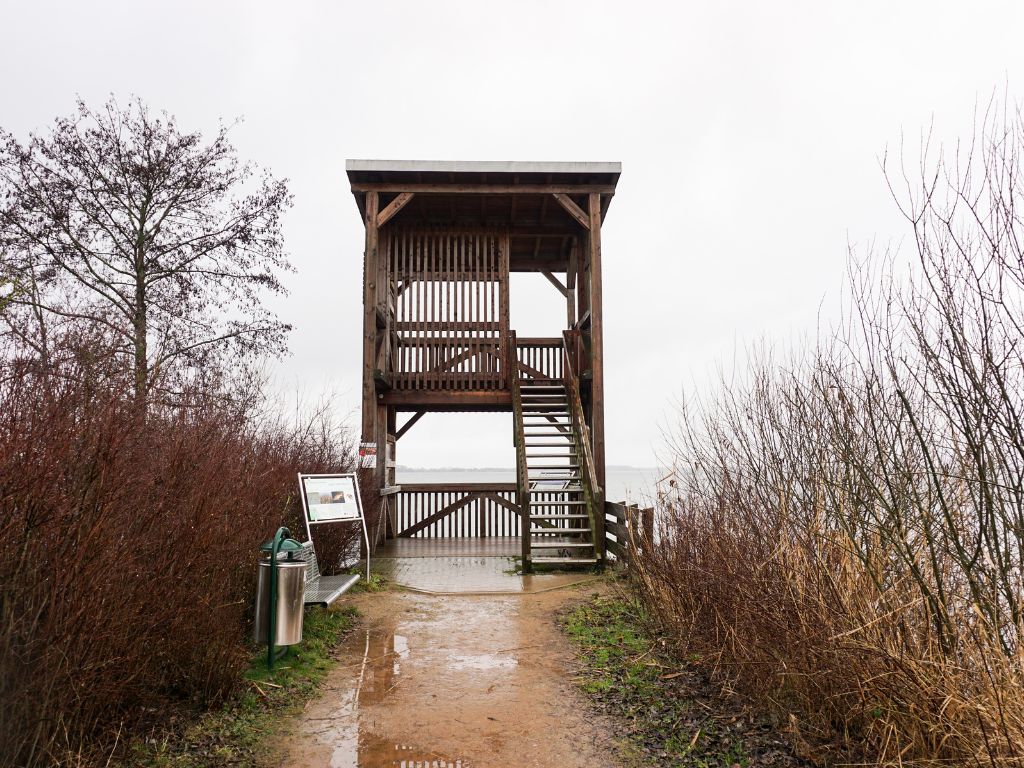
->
left=635, top=103, right=1024, bottom=765
left=0, top=342, right=353, bottom=768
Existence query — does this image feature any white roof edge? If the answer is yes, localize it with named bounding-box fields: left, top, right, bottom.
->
left=345, top=159, right=621, bottom=175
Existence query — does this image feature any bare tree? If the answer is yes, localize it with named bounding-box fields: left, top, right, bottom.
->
left=0, top=97, right=293, bottom=404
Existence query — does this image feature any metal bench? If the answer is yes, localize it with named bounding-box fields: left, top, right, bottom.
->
left=300, top=541, right=360, bottom=606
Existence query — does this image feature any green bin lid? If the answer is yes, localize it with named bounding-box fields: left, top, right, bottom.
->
left=259, top=537, right=304, bottom=553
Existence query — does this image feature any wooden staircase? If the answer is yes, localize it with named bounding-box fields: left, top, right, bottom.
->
left=512, top=330, right=604, bottom=572
left=519, top=381, right=597, bottom=566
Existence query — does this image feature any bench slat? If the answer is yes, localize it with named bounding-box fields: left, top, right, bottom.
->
left=304, top=574, right=361, bottom=606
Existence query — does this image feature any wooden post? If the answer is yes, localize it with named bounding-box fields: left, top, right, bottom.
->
left=361, top=192, right=381, bottom=544
left=566, top=241, right=578, bottom=329
left=588, top=193, right=606, bottom=491
left=386, top=409, right=397, bottom=538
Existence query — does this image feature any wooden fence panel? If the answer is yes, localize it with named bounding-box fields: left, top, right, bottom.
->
left=385, top=229, right=509, bottom=391
left=515, top=338, right=563, bottom=381
left=604, top=500, right=654, bottom=565
left=394, top=484, right=521, bottom=538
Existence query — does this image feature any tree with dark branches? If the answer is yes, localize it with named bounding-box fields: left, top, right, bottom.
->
left=0, top=96, right=293, bottom=405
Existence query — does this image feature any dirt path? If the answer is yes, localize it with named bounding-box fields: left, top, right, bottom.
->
left=275, top=586, right=620, bottom=768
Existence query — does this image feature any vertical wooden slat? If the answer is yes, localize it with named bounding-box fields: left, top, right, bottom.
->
left=493, top=233, right=499, bottom=386
left=470, top=232, right=475, bottom=389
left=418, top=232, right=426, bottom=392
left=500, top=231, right=510, bottom=389
left=458, top=234, right=465, bottom=391
left=462, top=233, right=468, bottom=391
left=432, top=231, right=438, bottom=392
left=444, top=232, right=451, bottom=392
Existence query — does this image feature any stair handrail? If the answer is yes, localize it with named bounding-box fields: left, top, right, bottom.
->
left=562, top=329, right=605, bottom=562
left=509, top=330, right=532, bottom=572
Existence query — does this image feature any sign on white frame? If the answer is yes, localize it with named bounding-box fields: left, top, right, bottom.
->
left=297, top=473, right=371, bottom=580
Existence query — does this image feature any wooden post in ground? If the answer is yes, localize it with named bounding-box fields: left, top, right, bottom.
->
left=588, top=193, right=606, bottom=492
left=361, top=191, right=381, bottom=547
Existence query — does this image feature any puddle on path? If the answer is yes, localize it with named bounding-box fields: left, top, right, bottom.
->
left=287, top=618, right=466, bottom=767
left=282, top=591, right=613, bottom=768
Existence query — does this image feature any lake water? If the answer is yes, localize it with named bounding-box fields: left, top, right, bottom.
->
left=395, top=466, right=664, bottom=506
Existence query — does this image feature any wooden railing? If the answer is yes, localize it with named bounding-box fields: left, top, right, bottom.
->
left=604, top=501, right=654, bottom=565
left=393, top=484, right=520, bottom=538
left=515, top=337, right=563, bottom=381
left=392, top=336, right=504, bottom=390
left=563, top=329, right=605, bottom=561
left=383, top=228, right=510, bottom=392
left=388, top=481, right=583, bottom=539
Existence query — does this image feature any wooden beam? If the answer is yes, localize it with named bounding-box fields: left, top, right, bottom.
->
left=517, top=360, right=549, bottom=380
left=551, top=193, right=590, bottom=230
left=399, top=483, right=517, bottom=492
left=381, top=390, right=513, bottom=409
left=588, top=192, right=606, bottom=492
left=393, top=321, right=501, bottom=332
left=566, top=242, right=578, bottom=327
left=373, top=369, right=392, bottom=391
left=544, top=415, right=571, bottom=434
left=514, top=337, right=562, bottom=346
left=575, top=308, right=591, bottom=329
left=360, top=192, right=379, bottom=448
left=377, top=192, right=415, bottom=227
left=479, top=492, right=522, bottom=516
left=395, top=410, right=425, bottom=441
left=352, top=183, right=617, bottom=194
left=541, top=270, right=568, bottom=298
left=566, top=242, right=578, bottom=290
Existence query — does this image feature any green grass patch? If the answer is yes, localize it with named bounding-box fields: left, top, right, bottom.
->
left=563, top=593, right=752, bottom=768
left=348, top=570, right=387, bottom=593
left=125, top=605, right=358, bottom=767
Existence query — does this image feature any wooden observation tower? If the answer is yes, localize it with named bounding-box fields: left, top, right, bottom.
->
left=347, top=160, right=620, bottom=570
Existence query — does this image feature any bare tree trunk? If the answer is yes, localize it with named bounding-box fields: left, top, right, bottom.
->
left=133, top=253, right=147, bottom=411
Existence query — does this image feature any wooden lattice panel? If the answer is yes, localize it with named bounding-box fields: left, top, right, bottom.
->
left=385, top=229, right=510, bottom=391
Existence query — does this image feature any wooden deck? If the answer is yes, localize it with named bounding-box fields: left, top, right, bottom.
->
left=376, top=536, right=521, bottom=558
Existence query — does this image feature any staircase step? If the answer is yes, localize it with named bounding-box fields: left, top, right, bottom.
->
left=531, top=541, right=594, bottom=550
left=531, top=515, right=590, bottom=521
left=530, top=557, right=599, bottom=565
left=530, top=500, right=586, bottom=505
left=529, top=488, right=583, bottom=494
left=525, top=453, right=578, bottom=458
left=527, top=464, right=581, bottom=469
left=531, top=527, right=591, bottom=534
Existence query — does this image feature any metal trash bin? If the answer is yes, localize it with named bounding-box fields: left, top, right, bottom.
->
left=254, top=528, right=306, bottom=661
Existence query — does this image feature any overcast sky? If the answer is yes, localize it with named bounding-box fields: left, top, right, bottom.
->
left=3, top=1, right=1023, bottom=468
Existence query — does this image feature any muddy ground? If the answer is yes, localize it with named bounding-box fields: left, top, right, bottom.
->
left=274, top=586, right=619, bottom=768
